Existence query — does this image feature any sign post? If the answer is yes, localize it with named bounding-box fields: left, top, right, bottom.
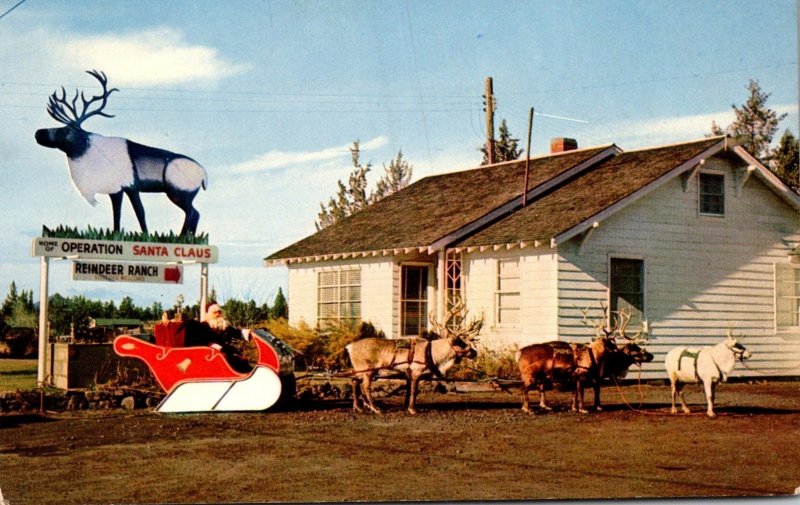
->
left=37, top=257, right=49, bottom=387
left=32, top=237, right=218, bottom=386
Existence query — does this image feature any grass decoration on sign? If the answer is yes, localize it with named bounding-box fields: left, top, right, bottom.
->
left=42, top=225, right=209, bottom=245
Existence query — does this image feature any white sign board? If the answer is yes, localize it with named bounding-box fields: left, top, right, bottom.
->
left=73, top=261, right=183, bottom=284
left=32, top=237, right=218, bottom=264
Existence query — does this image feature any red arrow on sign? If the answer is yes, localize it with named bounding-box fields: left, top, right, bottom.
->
left=164, top=266, right=182, bottom=283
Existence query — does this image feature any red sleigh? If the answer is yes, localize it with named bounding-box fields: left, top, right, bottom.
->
left=114, top=328, right=286, bottom=413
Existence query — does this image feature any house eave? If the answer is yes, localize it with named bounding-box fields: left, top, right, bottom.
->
left=731, top=145, right=800, bottom=213
left=263, top=244, right=439, bottom=267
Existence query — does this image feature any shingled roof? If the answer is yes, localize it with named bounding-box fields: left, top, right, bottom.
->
left=265, top=135, right=793, bottom=265
left=265, top=144, right=617, bottom=263
left=456, top=136, right=728, bottom=249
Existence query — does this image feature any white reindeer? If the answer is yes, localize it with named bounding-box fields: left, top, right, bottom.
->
left=34, top=70, right=207, bottom=236
left=664, top=330, right=751, bottom=417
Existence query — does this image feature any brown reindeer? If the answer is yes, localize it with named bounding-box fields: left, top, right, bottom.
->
left=517, top=305, right=645, bottom=414
left=346, top=304, right=483, bottom=415
left=591, top=312, right=652, bottom=410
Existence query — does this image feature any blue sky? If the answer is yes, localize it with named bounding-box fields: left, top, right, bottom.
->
left=0, top=0, right=797, bottom=309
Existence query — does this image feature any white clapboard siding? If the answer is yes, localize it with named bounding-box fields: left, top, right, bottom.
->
left=556, top=155, right=800, bottom=379
left=463, top=247, right=559, bottom=349
left=287, top=257, right=396, bottom=335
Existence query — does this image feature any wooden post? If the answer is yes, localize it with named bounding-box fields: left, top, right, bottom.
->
left=37, top=256, right=49, bottom=386
left=437, top=249, right=446, bottom=324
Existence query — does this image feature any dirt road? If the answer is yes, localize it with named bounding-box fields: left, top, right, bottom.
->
left=1, top=381, right=799, bottom=504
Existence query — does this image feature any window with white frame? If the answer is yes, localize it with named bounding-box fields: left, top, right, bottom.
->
left=401, top=265, right=428, bottom=336
left=775, top=263, right=800, bottom=330
left=317, top=268, right=361, bottom=327
left=699, top=172, right=725, bottom=216
left=495, top=259, right=520, bottom=326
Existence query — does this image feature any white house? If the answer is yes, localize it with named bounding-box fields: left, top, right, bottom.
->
left=265, top=136, right=800, bottom=378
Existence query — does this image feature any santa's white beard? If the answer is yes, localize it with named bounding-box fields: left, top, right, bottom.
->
left=206, top=316, right=229, bottom=331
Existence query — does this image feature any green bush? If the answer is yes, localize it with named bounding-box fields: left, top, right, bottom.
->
left=263, top=318, right=384, bottom=371
left=450, top=345, right=520, bottom=381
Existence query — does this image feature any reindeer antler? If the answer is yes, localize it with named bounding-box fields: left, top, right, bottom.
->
left=579, top=301, right=613, bottom=340
left=614, top=307, right=649, bottom=344
left=726, top=324, right=744, bottom=342
left=46, top=70, right=119, bottom=128
left=428, top=301, right=484, bottom=341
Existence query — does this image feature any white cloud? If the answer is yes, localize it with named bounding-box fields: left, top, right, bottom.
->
left=227, top=136, right=390, bottom=174
left=52, top=27, right=249, bottom=87
left=601, top=102, right=799, bottom=149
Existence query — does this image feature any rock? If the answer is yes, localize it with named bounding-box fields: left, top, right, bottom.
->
left=66, top=394, right=86, bottom=411
left=121, top=396, right=136, bottom=410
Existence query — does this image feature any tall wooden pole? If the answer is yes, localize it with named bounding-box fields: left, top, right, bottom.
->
left=523, top=107, right=534, bottom=207
left=485, top=77, right=496, bottom=165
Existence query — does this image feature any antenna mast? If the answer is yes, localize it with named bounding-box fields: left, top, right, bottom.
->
left=523, top=107, right=534, bottom=207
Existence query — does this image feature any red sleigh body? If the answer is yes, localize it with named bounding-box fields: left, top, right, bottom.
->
left=113, top=332, right=283, bottom=413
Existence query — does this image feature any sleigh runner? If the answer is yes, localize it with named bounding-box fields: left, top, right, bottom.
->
left=113, top=329, right=294, bottom=413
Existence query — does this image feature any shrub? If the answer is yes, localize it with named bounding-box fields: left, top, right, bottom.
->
left=450, top=345, right=520, bottom=381
left=263, top=318, right=383, bottom=372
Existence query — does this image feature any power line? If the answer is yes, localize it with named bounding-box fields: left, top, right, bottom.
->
left=0, top=0, right=26, bottom=21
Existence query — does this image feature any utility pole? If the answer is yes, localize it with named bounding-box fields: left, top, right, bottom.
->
left=484, top=77, right=496, bottom=165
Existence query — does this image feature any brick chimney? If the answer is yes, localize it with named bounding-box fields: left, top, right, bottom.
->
left=551, top=137, right=578, bottom=154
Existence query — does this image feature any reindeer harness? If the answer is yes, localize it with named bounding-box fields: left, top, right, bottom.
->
left=350, top=339, right=469, bottom=379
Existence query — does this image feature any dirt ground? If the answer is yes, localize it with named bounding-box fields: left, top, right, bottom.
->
left=0, top=380, right=799, bottom=505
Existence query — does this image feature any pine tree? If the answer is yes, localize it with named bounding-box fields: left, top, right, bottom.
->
left=316, top=141, right=371, bottom=230
left=316, top=141, right=414, bottom=230
left=480, top=119, right=522, bottom=165
left=713, top=80, right=786, bottom=161
left=770, top=129, right=799, bottom=192
left=370, top=150, right=413, bottom=203
left=2, top=282, right=19, bottom=319
left=270, top=287, right=288, bottom=320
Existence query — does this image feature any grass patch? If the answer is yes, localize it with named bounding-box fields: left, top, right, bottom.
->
left=0, top=359, right=37, bottom=392
left=42, top=225, right=209, bottom=244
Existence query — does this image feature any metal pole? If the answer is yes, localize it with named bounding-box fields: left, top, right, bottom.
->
left=37, top=256, right=49, bottom=386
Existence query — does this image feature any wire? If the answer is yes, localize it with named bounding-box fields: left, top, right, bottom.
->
left=0, top=0, right=26, bottom=21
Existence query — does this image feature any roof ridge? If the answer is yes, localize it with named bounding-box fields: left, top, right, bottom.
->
left=417, top=143, right=617, bottom=183
left=621, top=135, right=727, bottom=154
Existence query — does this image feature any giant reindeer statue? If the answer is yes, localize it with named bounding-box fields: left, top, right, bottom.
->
left=346, top=303, right=483, bottom=415
left=35, top=70, right=207, bottom=235
left=664, top=329, right=751, bottom=418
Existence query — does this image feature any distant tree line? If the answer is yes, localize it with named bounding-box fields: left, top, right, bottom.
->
left=0, top=281, right=289, bottom=341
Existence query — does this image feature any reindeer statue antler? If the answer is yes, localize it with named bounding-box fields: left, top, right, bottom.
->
left=46, top=70, right=119, bottom=128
